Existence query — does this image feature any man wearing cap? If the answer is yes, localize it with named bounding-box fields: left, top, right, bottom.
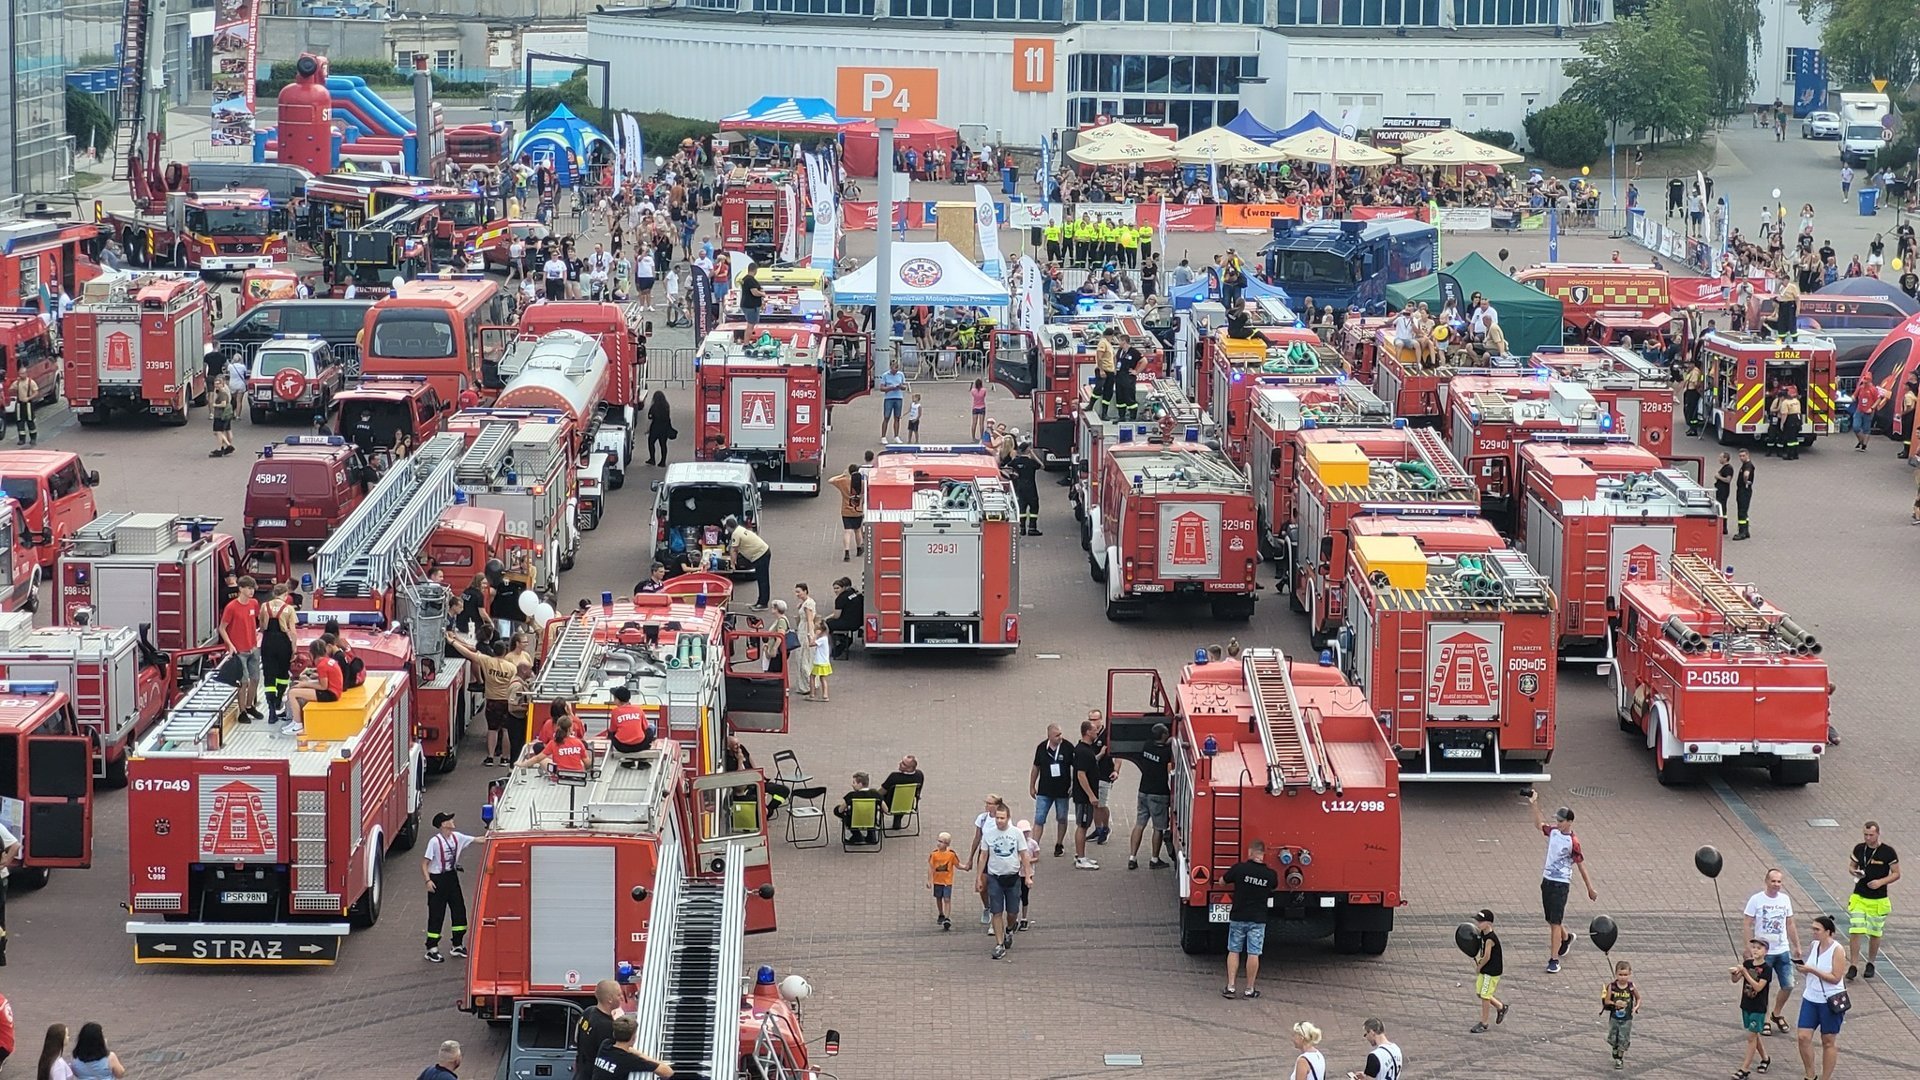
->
left=1528, top=790, right=1597, bottom=973
left=423, top=810, right=488, bottom=964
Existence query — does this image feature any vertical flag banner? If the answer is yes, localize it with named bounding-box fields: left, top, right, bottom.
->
left=973, top=183, right=1004, bottom=278
left=805, top=149, right=841, bottom=269
left=1158, top=196, right=1169, bottom=249
left=1040, top=137, right=1053, bottom=209
left=1017, top=255, right=1044, bottom=335
left=691, top=264, right=712, bottom=342
left=211, top=0, right=261, bottom=146
left=780, top=182, right=802, bottom=264
left=626, top=114, right=645, bottom=177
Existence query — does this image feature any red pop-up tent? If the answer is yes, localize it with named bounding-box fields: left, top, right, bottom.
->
left=840, top=118, right=959, bottom=178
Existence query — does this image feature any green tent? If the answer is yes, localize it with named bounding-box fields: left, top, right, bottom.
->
left=1385, top=251, right=1565, bottom=357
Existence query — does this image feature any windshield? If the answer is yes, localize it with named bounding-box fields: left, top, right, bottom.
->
left=0, top=476, right=37, bottom=507
left=664, top=486, right=746, bottom=529
left=254, top=348, right=311, bottom=378
left=1270, top=250, right=1360, bottom=287
left=369, top=310, right=456, bottom=358
left=442, top=198, right=486, bottom=227
left=1846, top=125, right=1882, bottom=141
left=187, top=207, right=270, bottom=236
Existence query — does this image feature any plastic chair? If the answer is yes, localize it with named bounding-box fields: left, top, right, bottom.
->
left=785, top=786, right=828, bottom=848
left=884, top=783, right=921, bottom=837
left=841, top=796, right=884, bottom=852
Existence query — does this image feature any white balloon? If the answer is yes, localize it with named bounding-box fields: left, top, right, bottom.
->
left=517, top=589, right=541, bottom=617
left=654, top=155, right=664, bottom=168
left=534, top=603, right=558, bottom=624
left=779, top=974, right=812, bottom=1001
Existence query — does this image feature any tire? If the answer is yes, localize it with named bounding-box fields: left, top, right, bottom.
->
left=104, top=750, right=130, bottom=789
left=1079, top=514, right=1091, bottom=552
left=1179, top=903, right=1218, bottom=956
left=1770, top=758, right=1819, bottom=786
left=609, top=468, right=625, bottom=491
left=1332, top=929, right=1364, bottom=955
left=1104, top=594, right=1133, bottom=622
left=12, top=866, right=50, bottom=890
left=394, top=810, right=421, bottom=853
left=1655, top=729, right=1691, bottom=787
left=23, top=569, right=38, bottom=614
left=250, top=403, right=267, bottom=424
left=559, top=545, right=576, bottom=572
left=1211, top=597, right=1254, bottom=622
left=1359, top=930, right=1390, bottom=956
left=165, top=386, right=191, bottom=426
left=75, top=408, right=105, bottom=427
left=347, top=850, right=384, bottom=929
left=1088, top=549, right=1107, bottom=584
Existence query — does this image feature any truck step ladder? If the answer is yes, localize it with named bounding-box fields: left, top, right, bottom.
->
left=315, top=432, right=464, bottom=596
left=1471, top=391, right=1514, bottom=423
left=529, top=616, right=599, bottom=701
left=456, top=422, right=519, bottom=485
left=149, top=677, right=240, bottom=754
left=1407, top=425, right=1475, bottom=491
left=1487, top=549, right=1549, bottom=601
left=1243, top=648, right=1325, bottom=794
left=1669, top=553, right=1770, bottom=634
left=1208, top=787, right=1243, bottom=875
left=637, top=840, right=747, bottom=1080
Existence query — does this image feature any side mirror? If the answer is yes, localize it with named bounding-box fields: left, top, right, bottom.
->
left=31, top=529, right=53, bottom=546
left=86, top=471, right=102, bottom=486
left=650, top=480, right=662, bottom=491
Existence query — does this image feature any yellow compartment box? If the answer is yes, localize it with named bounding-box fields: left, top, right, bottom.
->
left=1353, top=535, right=1428, bottom=591
left=300, top=675, right=392, bottom=741
left=1304, top=442, right=1371, bottom=488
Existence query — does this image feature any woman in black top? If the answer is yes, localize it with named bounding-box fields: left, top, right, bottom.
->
left=646, top=391, right=674, bottom=466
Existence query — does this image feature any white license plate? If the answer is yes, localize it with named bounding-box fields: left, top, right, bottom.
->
left=1208, top=903, right=1232, bottom=924
left=1442, top=747, right=1484, bottom=759
left=1133, top=583, right=1165, bottom=593
left=255, top=519, right=287, bottom=528
left=221, top=891, right=269, bottom=904
left=1684, top=752, right=1724, bottom=763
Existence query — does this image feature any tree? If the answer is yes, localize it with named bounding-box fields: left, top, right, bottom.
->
left=1565, top=3, right=1713, bottom=143
left=66, top=86, right=115, bottom=161
left=1800, top=0, right=1920, bottom=87
left=1523, top=101, right=1609, bottom=167
left=1670, top=0, right=1763, bottom=116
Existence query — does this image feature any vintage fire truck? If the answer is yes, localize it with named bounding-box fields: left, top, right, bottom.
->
left=123, top=671, right=424, bottom=964
left=0, top=307, right=61, bottom=430
left=1372, top=334, right=1527, bottom=427
left=0, top=680, right=93, bottom=889
left=62, top=270, right=208, bottom=426
left=1071, top=377, right=1218, bottom=550
left=55, top=513, right=244, bottom=655
left=1288, top=425, right=1482, bottom=642
left=1699, top=331, right=1839, bottom=446
left=99, top=188, right=287, bottom=272
left=989, top=307, right=1169, bottom=467
left=1446, top=375, right=1609, bottom=522
left=1103, top=648, right=1400, bottom=956
left=0, top=614, right=174, bottom=787
left=860, top=446, right=1020, bottom=650
left=1245, top=379, right=1392, bottom=573
left=445, top=411, right=581, bottom=588
left=1203, top=329, right=1343, bottom=465
left=1516, top=441, right=1722, bottom=658
left=1515, top=262, right=1673, bottom=347
left=1334, top=515, right=1559, bottom=781
left=1089, top=435, right=1259, bottom=622
left=692, top=330, right=872, bottom=494
left=1612, top=554, right=1828, bottom=786
left=492, top=327, right=633, bottom=494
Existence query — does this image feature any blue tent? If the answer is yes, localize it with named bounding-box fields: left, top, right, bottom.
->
left=718, top=96, right=855, bottom=133
left=1273, top=111, right=1340, bottom=140
left=513, top=104, right=615, bottom=188
left=1223, top=110, right=1282, bottom=145
left=1168, top=268, right=1293, bottom=311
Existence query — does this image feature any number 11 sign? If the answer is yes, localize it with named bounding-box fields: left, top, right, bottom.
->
left=1013, top=38, right=1054, bottom=93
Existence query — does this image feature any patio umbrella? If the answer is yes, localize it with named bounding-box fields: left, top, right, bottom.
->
left=1075, top=121, right=1175, bottom=146
left=1171, top=126, right=1286, bottom=165
left=1273, top=129, right=1395, bottom=167
left=1394, top=128, right=1524, bottom=167
left=1068, top=132, right=1177, bottom=165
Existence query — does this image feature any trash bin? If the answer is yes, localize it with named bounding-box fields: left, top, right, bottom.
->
left=1001, top=166, right=1016, bottom=196
left=1859, top=187, right=1880, bottom=216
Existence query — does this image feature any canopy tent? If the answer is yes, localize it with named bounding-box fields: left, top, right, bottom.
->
left=1384, top=252, right=1565, bottom=356
left=1815, top=277, right=1920, bottom=305
left=1865, top=313, right=1920, bottom=436
left=1068, top=135, right=1176, bottom=165
left=1273, top=129, right=1396, bottom=167
left=719, top=96, right=856, bottom=134
left=1394, top=128, right=1524, bottom=167
left=512, top=104, right=615, bottom=188
left=831, top=241, right=1010, bottom=306
left=1222, top=110, right=1283, bottom=145
left=1171, top=126, right=1285, bottom=165
left=1075, top=121, right=1175, bottom=145
left=1272, top=111, right=1340, bottom=141
left=1167, top=269, right=1292, bottom=312
left=840, top=118, right=958, bottom=178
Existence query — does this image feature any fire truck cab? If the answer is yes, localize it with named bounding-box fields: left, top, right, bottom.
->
left=243, top=436, right=373, bottom=555
left=63, top=270, right=207, bottom=427
left=0, top=616, right=174, bottom=788
left=331, top=377, right=452, bottom=455
left=1335, top=516, right=1559, bottom=781
left=1699, top=331, right=1839, bottom=445
left=1516, top=263, right=1673, bottom=347
left=861, top=446, right=1020, bottom=650
left=1613, top=554, right=1827, bottom=786
left=1516, top=441, right=1721, bottom=658
left=0, top=496, right=46, bottom=613
left=1245, top=379, right=1392, bottom=573
left=989, top=308, right=1168, bottom=467
left=1071, top=377, right=1218, bottom=549
left=692, top=330, right=871, bottom=494
left=0, top=307, right=62, bottom=430
left=0, top=449, right=101, bottom=571
left=1104, top=649, right=1400, bottom=956
left=0, top=681, right=93, bottom=888
left=447, top=412, right=582, bottom=589
left=1090, top=437, right=1259, bottom=622
left=124, top=672, right=424, bottom=964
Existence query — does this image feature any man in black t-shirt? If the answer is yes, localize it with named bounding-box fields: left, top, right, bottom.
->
left=1029, top=723, right=1074, bottom=857
left=1129, top=723, right=1174, bottom=871
left=1847, top=820, right=1900, bottom=980
left=588, top=1016, right=673, bottom=1079
left=1222, top=840, right=1277, bottom=998
left=738, top=262, right=766, bottom=328
left=573, top=980, right=623, bottom=1080
left=1071, top=717, right=1103, bottom=870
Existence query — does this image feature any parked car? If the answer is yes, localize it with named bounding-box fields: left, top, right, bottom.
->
left=1802, top=111, right=1842, bottom=140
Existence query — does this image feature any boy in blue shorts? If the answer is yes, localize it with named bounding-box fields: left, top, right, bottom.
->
left=1731, top=938, right=1773, bottom=1079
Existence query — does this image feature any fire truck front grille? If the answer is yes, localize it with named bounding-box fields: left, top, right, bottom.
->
left=133, top=892, right=184, bottom=912
left=292, top=893, right=342, bottom=913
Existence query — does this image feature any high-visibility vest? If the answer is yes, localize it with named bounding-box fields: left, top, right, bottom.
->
left=1044, top=224, right=1061, bottom=242
left=1119, top=227, right=1139, bottom=249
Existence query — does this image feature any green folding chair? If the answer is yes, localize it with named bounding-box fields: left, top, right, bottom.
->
left=884, top=782, right=921, bottom=837
left=842, top=795, right=883, bottom=851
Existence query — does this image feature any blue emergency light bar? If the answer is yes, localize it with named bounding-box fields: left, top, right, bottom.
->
left=265, top=333, right=318, bottom=342
left=0, top=681, right=59, bottom=694
left=284, top=435, right=346, bottom=446
left=293, top=612, right=386, bottom=627
left=876, top=445, right=992, bottom=457
left=1356, top=503, right=1479, bottom=517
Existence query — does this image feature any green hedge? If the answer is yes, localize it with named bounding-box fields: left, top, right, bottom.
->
left=1523, top=101, right=1608, bottom=168
left=1465, top=128, right=1518, bottom=151
left=256, top=58, right=492, bottom=100
left=520, top=72, right=716, bottom=155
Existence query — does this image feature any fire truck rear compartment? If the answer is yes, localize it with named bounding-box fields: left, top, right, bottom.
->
left=665, top=487, right=746, bottom=530
left=0, top=730, right=90, bottom=862
left=900, top=525, right=983, bottom=643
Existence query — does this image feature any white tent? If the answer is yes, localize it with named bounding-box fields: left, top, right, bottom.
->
left=831, top=241, right=1010, bottom=306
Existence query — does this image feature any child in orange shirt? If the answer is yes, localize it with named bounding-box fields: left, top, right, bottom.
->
left=927, top=832, right=961, bottom=930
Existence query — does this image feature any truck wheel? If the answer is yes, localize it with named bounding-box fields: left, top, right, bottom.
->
left=559, top=545, right=576, bottom=572
left=1211, top=597, right=1254, bottom=623
left=1654, top=730, right=1691, bottom=786
left=1087, top=549, right=1107, bottom=583
left=249, top=402, right=267, bottom=424
left=347, top=853, right=384, bottom=929
left=1332, top=929, right=1364, bottom=955
left=23, top=569, right=38, bottom=613
left=38, top=377, right=57, bottom=407
left=1179, top=904, right=1219, bottom=956
left=12, top=867, right=50, bottom=890
left=104, top=751, right=129, bottom=789
left=1716, top=416, right=1737, bottom=446
left=394, top=810, right=421, bottom=853
left=165, top=386, right=191, bottom=426
left=74, top=408, right=104, bottom=427
left=1769, top=758, right=1819, bottom=786
left=1104, top=595, right=1136, bottom=622
left=1359, top=930, right=1390, bottom=955
left=608, top=467, right=625, bottom=491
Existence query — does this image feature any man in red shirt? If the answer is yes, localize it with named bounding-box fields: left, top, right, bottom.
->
left=219, top=575, right=265, bottom=721
left=284, top=639, right=343, bottom=737
left=603, top=685, right=655, bottom=761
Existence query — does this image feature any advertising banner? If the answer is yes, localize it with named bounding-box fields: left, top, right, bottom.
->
left=973, top=184, right=1004, bottom=278
left=211, top=0, right=261, bottom=147
left=1347, top=205, right=1427, bottom=222
left=1219, top=203, right=1304, bottom=231
left=1006, top=202, right=1058, bottom=229
left=1433, top=208, right=1494, bottom=232
left=1134, top=202, right=1215, bottom=231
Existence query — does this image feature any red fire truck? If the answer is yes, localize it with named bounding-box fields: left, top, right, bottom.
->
left=718, top=177, right=797, bottom=263
left=1699, top=331, right=1839, bottom=446
left=490, top=319, right=637, bottom=491
left=0, top=681, right=93, bottom=889
left=0, top=307, right=61, bottom=432
left=1089, top=436, right=1259, bottom=622
left=1515, top=263, right=1673, bottom=347
left=692, top=330, right=872, bottom=494
left=860, top=446, right=1020, bottom=650
left=1202, top=328, right=1343, bottom=465
left=1335, top=315, right=1395, bottom=384
left=0, top=217, right=106, bottom=317
left=1447, top=375, right=1609, bottom=521
left=55, top=513, right=244, bottom=655
left=1244, top=380, right=1393, bottom=572
left=242, top=436, right=373, bottom=556
left=1288, top=425, right=1482, bottom=642
left=1334, top=515, right=1559, bottom=781
left=0, top=617, right=175, bottom=787
left=1104, top=648, right=1400, bottom=956
left=446, top=411, right=580, bottom=589
left=989, top=307, right=1168, bottom=467
left=1516, top=441, right=1721, bottom=658
left=0, top=496, right=44, bottom=614
left=1612, top=554, right=1827, bottom=786
left=1372, top=334, right=1527, bottom=427
left=99, top=188, right=287, bottom=272
left=124, top=670, right=424, bottom=964
left=1071, top=377, right=1221, bottom=551
left=61, top=270, right=208, bottom=426
left=1530, top=345, right=1679, bottom=455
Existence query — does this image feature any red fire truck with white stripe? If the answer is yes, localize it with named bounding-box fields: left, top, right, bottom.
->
left=0, top=681, right=93, bottom=890
left=0, top=615, right=174, bottom=787
left=1612, top=554, right=1827, bottom=786
left=861, top=446, right=1020, bottom=650
left=1334, top=515, right=1559, bottom=781
left=1090, top=435, right=1259, bottom=622
left=1515, top=440, right=1722, bottom=659
left=124, top=670, right=424, bottom=964
left=1244, top=379, right=1392, bottom=573
left=693, top=330, right=872, bottom=494
left=989, top=304, right=1169, bottom=467
left=62, top=270, right=208, bottom=427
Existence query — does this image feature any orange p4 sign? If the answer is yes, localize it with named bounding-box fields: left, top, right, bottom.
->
left=836, top=66, right=940, bottom=121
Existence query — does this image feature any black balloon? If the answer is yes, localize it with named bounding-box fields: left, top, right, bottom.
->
left=1455, top=922, right=1482, bottom=957
left=1589, top=914, right=1619, bottom=954
left=1695, top=845, right=1724, bottom=879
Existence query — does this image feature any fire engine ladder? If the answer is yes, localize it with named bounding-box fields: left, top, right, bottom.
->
left=315, top=432, right=464, bottom=597
left=529, top=616, right=598, bottom=701
left=635, top=839, right=747, bottom=1080
left=456, top=422, right=519, bottom=486
left=1470, top=391, right=1514, bottom=422
left=1407, top=426, right=1475, bottom=492
left=150, top=677, right=240, bottom=754
left=115, top=0, right=153, bottom=181
left=1486, top=549, right=1550, bottom=603
left=1244, top=648, right=1327, bottom=796
left=1669, top=553, right=1770, bottom=635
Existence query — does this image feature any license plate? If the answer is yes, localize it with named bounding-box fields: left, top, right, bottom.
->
left=255, top=519, right=287, bottom=528
left=1441, top=747, right=1484, bottom=759
left=1684, top=752, right=1723, bottom=763
left=1133, top=583, right=1165, bottom=593
left=221, top=891, right=269, bottom=904
left=1208, top=903, right=1232, bottom=924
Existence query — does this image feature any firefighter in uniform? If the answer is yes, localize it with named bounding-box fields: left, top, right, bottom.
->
left=1091, top=327, right=1118, bottom=414
left=1044, top=219, right=1061, bottom=263
left=1140, top=221, right=1155, bottom=265
left=1682, top=361, right=1704, bottom=436
left=11, top=373, right=38, bottom=446
left=423, top=811, right=486, bottom=963
left=1113, top=331, right=1142, bottom=420
left=1731, top=448, right=1755, bottom=541
left=1005, top=440, right=1043, bottom=536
